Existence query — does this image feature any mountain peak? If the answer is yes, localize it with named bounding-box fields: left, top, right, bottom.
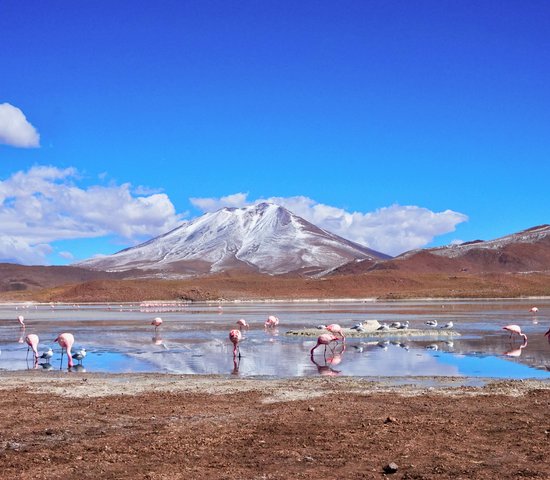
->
left=77, top=203, right=390, bottom=277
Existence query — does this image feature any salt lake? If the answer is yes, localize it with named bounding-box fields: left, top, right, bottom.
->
left=1, top=299, right=549, bottom=379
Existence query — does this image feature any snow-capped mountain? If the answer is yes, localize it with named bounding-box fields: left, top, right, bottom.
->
left=77, top=203, right=390, bottom=276
left=420, top=224, right=550, bottom=259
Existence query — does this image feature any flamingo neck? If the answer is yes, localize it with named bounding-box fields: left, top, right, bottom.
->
left=67, top=347, right=74, bottom=367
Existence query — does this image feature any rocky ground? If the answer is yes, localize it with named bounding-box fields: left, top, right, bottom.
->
left=1, top=372, right=549, bottom=479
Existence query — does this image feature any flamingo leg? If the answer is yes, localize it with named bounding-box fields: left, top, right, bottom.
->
left=60, top=348, right=64, bottom=370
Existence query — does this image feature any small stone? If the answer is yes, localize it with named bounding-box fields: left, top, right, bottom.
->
left=308, top=406, right=315, bottom=412
left=383, top=462, right=399, bottom=474
left=303, top=456, right=314, bottom=462
left=384, top=416, right=398, bottom=424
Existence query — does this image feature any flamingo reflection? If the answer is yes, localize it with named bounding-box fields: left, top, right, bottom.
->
left=231, top=355, right=241, bottom=375
left=504, top=342, right=528, bottom=358
left=310, top=353, right=342, bottom=376
left=152, top=333, right=168, bottom=349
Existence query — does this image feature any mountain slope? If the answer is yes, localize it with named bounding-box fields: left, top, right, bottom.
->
left=77, top=203, right=390, bottom=276
left=331, top=224, right=550, bottom=275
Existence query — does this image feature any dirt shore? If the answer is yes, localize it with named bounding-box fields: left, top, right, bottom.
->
left=1, top=372, right=549, bottom=479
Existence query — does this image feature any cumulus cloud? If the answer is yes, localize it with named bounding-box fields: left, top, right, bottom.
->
left=0, top=103, right=40, bottom=148
left=189, top=192, right=249, bottom=212
left=0, top=166, right=184, bottom=264
left=190, top=193, right=468, bottom=256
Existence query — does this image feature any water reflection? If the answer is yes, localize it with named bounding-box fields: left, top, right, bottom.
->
left=310, top=354, right=342, bottom=376
left=504, top=343, right=527, bottom=358
left=1, top=300, right=550, bottom=379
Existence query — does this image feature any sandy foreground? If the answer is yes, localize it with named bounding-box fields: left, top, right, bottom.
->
left=1, top=372, right=549, bottom=479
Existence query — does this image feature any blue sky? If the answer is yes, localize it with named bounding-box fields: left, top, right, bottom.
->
left=1, top=0, right=549, bottom=265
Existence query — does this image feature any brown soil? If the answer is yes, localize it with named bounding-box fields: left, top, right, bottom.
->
left=1, top=373, right=549, bottom=479
left=2, top=270, right=550, bottom=303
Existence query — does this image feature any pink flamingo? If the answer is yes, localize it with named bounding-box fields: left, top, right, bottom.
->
left=17, top=315, right=25, bottom=328
left=54, top=333, right=75, bottom=369
left=530, top=307, right=539, bottom=313
left=25, top=334, right=39, bottom=362
left=229, top=329, right=242, bottom=357
left=544, top=327, right=550, bottom=338
left=236, top=319, right=249, bottom=331
left=310, top=333, right=339, bottom=356
left=325, top=323, right=345, bottom=340
left=502, top=325, right=527, bottom=342
left=265, top=315, right=279, bottom=328
left=151, top=317, right=163, bottom=331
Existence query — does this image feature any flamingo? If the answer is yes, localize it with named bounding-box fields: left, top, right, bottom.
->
left=54, top=333, right=75, bottom=369
left=530, top=307, right=539, bottom=313
left=310, top=333, right=339, bottom=356
left=265, top=315, right=279, bottom=328
left=25, top=334, right=39, bottom=362
left=151, top=317, right=163, bottom=330
left=325, top=324, right=345, bottom=340
left=544, top=327, right=550, bottom=338
left=17, top=315, right=25, bottom=328
left=229, top=329, right=242, bottom=357
left=502, top=325, right=527, bottom=342
left=236, top=319, right=249, bottom=331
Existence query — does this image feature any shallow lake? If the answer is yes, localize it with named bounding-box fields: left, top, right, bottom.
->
left=1, top=299, right=549, bottom=379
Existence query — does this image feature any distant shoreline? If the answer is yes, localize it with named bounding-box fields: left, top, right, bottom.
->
left=1, top=296, right=550, bottom=306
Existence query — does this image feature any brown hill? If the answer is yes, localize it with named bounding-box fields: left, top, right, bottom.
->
left=0, top=263, right=126, bottom=293
left=331, top=224, right=550, bottom=276
left=2, top=270, right=550, bottom=303
left=1, top=225, right=550, bottom=302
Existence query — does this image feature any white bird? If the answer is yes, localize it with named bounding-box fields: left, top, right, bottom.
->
left=72, top=347, right=87, bottom=364
left=440, top=321, right=454, bottom=329
left=425, top=344, right=439, bottom=351
left=398, top=321, right=409, bottom=330
left=377, top=323, right=390, bottom=331
left=39, top=347, right=53, bottom=361
left=390, top=322, right=401, bottom=329
left=426, top=320, right=438, bottom=327
left=530, top=306, right=539, bottom=313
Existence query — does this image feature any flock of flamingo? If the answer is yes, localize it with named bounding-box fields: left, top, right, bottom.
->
left=18, top=314, right=85, bottom=369
left=11, top=304, right=549, bottom=372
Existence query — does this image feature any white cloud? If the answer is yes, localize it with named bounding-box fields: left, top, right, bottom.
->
left=190, top=192, right=248, bottom=212
left=0, top=166, right=184, bottom=264
left=190, top=193, right=468, bottom=256
left=0, top=103, right=40, bottom=148
left=58, top=251, right=75, bottom=260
